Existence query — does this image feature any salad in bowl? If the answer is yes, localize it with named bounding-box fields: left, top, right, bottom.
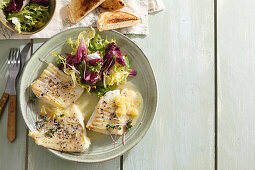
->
left=0, top=0, right=55, bottom=34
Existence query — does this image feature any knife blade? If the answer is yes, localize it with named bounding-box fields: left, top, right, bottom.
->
left=20, top=42, right=31, bottom=71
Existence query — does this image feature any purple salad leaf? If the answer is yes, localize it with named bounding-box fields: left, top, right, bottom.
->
left=129, top=70, right=137, bottom=76
left=87, top=58, right=101, bottom=66
left=30, top=0, right=49, bottom=6
left=102, top=42, right=125, bottom=72
left=6, top=0, right=23, bottom=13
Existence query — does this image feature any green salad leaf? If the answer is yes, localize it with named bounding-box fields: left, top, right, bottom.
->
left=88, top=34, right=115, bottom=55
left=7, top=3, right=50, bottom=33
left=105, top=64, right=131, bottom=86
left=94, top=86, right=113, bottom=98
left=0, top=0, right=11, bottom=9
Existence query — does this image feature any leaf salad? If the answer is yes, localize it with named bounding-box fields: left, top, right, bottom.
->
left=1, top=0, right=50, bottom=33
left=54, top=28, right=137, bottom=97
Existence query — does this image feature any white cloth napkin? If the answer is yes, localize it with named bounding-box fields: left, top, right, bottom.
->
left=0, top=0, right=164, bottom=39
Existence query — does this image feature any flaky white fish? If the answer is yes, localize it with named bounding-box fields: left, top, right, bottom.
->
left=31, top=63, right=84, bottom=108
left=29, top=105, right=90, bottom=152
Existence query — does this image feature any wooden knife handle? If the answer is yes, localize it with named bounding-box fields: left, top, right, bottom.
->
left=0, top=93, right=9, bottom=118
left=7, top=95, right=16, bottom=142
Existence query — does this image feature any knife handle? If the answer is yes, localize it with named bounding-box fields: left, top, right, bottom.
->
left=7, top=95, right=16, bottom=143
left=0, top=93, right=9, bottom=119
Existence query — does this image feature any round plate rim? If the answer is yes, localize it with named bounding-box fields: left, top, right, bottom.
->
left=19, top=27, right=158, bottom=163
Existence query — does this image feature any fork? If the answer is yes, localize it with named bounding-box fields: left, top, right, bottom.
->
left=6, top=48, right=20, bottom=142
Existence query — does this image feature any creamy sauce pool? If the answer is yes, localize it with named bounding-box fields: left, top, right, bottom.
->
left=38, top=82, right=143, bottom=140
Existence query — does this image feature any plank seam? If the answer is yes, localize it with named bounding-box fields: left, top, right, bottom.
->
left=25, top=39, right=33, bottom=170
left=214, top=0, right=218, bottom=169
left=120, top=155, right=123, bottom=170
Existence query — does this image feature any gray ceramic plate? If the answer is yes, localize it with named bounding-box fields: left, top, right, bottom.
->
left=19, top=27, right=157, bottom=163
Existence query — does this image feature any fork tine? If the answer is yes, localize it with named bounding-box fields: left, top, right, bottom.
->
left=8, top=48, right=13, bottom=65
left=15, top=48, right=18, bottom=65
left=12, top=49, right=16, bottom=66
left=16, top=49, right=20, bottom=66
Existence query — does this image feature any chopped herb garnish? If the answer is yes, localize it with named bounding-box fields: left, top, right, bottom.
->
left=51, top=127, right=57, bottom=132
left=54, top=119, right=58, bottom=123
left=45, top=127, right=58, bottom=137
left=126, top=120, right=133, bottom=131
left=60, top=114, right=65, bottom=117
left=106, top=124, right=122, bottom=131
left=45, top=131, right=52, bottom=137
left=35, top=121, right=40, bottom=126
left=29, top=94, right=37, bottom=103
left=39, top=114, right=49, bottom=122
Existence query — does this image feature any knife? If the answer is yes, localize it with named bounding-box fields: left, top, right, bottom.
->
left=20, top=42, right=31, bottom=73
left=0, top=43, right=31, bottom=119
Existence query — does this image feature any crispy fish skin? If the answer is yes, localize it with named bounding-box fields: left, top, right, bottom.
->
left=29, top=105, right=90, bottom=152
left=86, top=90, right=126, bottom=135
left=31, top=63, right=84, bottom=108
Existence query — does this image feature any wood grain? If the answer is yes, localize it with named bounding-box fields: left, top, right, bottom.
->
left=0, top=92, right=9, bottom=118
left=26, top=40, right=120, bottom=170
left=218, top=0, right=255, bottom=169
left=0, top=39, right=31, bottom=170
left=7, top=95, right=16, bottom=142
left=124, top=0, right=215, bottom=169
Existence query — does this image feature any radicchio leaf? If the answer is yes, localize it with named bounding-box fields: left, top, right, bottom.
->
left=87, top=52, right=101, bottom=61
left=6, top=0, right=23, bottom=13
left=84, top=69, right=101, bottom=84
left=76, top=38, right=87, bottom=64
left=102, top=42, right=125, bottom=72
left=31, top=0, right=49, bottom=6
left=129, top=70, right=137, bottom=76
left=87, top=58, right=101, bottom=66
left=65, top=38, right=87, bottom=66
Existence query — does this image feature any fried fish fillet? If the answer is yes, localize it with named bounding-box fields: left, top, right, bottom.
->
left=29, top=105, right=90, bottom=152
left=31, top=63, right=84, bottom=108
left=86, top=90, right=125, bottom=135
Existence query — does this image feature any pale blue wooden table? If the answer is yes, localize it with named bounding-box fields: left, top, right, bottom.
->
left=6, top=0, right=254, bottom=169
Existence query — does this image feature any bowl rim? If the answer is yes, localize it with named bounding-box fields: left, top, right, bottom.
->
left=0, top=0, right=56, bottom=35
left=19, top=27, right=158, bottom=163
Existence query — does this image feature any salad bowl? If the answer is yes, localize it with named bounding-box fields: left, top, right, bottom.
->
left=19, top=27, right=157, bottom=162
left=0, top=0, right=56, bottom=35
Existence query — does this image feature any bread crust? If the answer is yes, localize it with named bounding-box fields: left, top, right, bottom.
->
left=97, top=11, right=140, bottom=31
left=100, top=0, right=125, bottom=11
left=68, top=0, right=106, bottom=23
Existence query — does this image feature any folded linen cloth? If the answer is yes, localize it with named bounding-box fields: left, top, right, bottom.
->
left=0, top=0, right=164, bottom=39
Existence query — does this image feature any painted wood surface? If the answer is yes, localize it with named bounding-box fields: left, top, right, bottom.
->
left=123, top=0, right=215, bottom=169
left=0, top=39, right=31, bottom=170
left=218, top=0, right=255, bottom=169
left=26, top=39, right=120, bottom=170
left=0, top=0, right=216, bottom=169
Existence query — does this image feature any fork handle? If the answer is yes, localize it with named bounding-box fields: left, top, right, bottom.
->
left=7, top=95, right=16, bottom=142
left=0, top=93, right=9, bottom=118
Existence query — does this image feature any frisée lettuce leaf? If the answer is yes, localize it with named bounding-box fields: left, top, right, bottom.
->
left=6, top=2, right=50, bottom=33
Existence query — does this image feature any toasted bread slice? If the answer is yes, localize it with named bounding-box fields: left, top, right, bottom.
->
left=100, top=0, right=125, bottom=11
left=97, top=11, right=140, bottom=31
left=68, top=0, right=106, bottom=23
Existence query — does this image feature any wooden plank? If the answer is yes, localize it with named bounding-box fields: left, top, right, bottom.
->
left=218, top=0, right=255, bottom=169
left=0, top=39, right=31, bottom=170
left=27, top=39, right=120, bottom=170
left=123, top=0, right=215, bottom=169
